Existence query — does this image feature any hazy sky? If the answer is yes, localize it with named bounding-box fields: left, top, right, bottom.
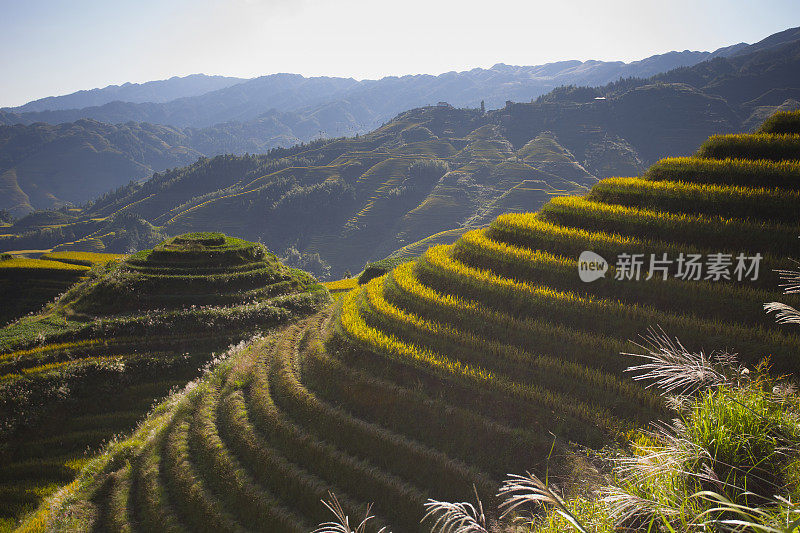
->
left=1, top=0, right=799, bottom=107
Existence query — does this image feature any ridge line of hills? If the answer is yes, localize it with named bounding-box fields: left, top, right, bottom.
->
left=1, top=26, right=799, bottom=279
left=1, top=26, right=798, bottom=134
left=0, top=45, right=746, bottom=120
left=5, top=74, right=247, bottom=114
left=0, top=34, right=795, bottom=223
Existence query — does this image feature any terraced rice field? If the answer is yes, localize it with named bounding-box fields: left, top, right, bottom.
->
left=321, top=277, right=358, bottom=298
left=0, top=234, right=328, bottom=530
left=342, top=159, right=410, bottom=232
left=15, top=113, right=800, bottom=532
left=0, top=253, right=124, bottom=327
left=387, top=228, right=468, bottom=260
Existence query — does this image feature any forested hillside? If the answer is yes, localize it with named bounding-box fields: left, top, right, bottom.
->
left=1, top=102, right=633, bottom=277
left=0, top=121, right=202, bottom=216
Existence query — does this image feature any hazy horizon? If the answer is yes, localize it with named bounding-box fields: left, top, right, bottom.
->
left=1, top=0, right=799, bottom=108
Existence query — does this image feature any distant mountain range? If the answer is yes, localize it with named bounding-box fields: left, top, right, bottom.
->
left=4, top=25, right=800, bottom=275
left=9, top=74, right=246, bottom=113
left=0, top=26, right=799, bottom=227
left=6, top=29, right=796, bottom=131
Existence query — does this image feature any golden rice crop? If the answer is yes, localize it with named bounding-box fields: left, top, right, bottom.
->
left=453, top=228, right=786, bottom=328
left=386, top=261, right=642, bottom=376
left=340, top=289, right=492, bottom=381
left=0, top=258, right=88, bottom=271
left=222, top=370, right=423, bottom=529
left=1, top=356, right=126, bottom=382
left=696, top=133, right=800, bottom=161
left=415, top=245, right=800, bottom=372
left=161, top=404, right=242, bottom=532
left=645, top=157, right=800, bottom=189
left=539, top=196, right=798, bottom=257
left=321, top=277, right=359, bottom=294
left=486, top=215, right=709, bottom=275
left=757, top=110, right=800, bottom=135
left=361, top=275, right=659, bottom=423
left=589, top=177, right=800, bottom=222
left=340, top=288, right=628, bottom=435
left=187, top=385, right=315, bottom=531
left=39, top=252, right=127, bottom=267
left=271, top=316, right=494, bottom=503
left=303, top=336, right=555, bottom=483
left=0, top=340, right=101, bottom=363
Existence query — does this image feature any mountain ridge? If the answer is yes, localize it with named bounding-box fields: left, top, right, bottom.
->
left=1, top=34, right=773, bottom=130
left=8, top=74, right=247, bottom=113
left=0, top=83, right=746, bottom=277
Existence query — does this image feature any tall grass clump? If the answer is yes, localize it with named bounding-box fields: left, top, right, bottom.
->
left=313, top=492, right=389, bottom=533
left=417, top=337, right=800, bottom=532
left=592, top=359, right=800, bottom=531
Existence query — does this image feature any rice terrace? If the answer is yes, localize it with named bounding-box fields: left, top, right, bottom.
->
left=2, top=7, right=800, bottom=533
left=0, top=106, right=796, bottom=531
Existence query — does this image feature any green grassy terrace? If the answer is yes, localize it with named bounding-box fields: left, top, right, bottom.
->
left=0, top=233, right=329, bottom=530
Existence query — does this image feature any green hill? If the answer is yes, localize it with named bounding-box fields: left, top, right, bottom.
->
left=14, top=112, right=800, bottom=531
left=0, top=120, right=203, bottom=217
left=0, top=233, right=329, bottom=530
left=4, top=82, right=796, bottom=279
left=1, top=107, right=602, bottom=278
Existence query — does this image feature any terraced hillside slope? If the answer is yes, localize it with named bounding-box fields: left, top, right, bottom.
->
left=0, top=210, right=168, bottom=260
left=17, top=115, right=800, bottom=531
left=3, top=27, right=800, bottom=220
left=4, top=107, right=614, bottom=277
left=0, top=233, right=329, bottom=530
left=0, top=106, right=632, bottom=277
left=0, top=252, right=126, bottom=326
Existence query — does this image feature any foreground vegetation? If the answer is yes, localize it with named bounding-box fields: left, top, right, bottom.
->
left=421, top=329, right=800, bottom=532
